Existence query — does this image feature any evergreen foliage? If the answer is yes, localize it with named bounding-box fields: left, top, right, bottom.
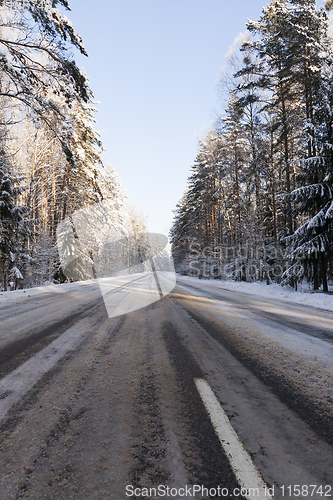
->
left=0, top=144, right=26, bottom=290
left=171, top=0, right=333, bottom=291
left=0, top=1, right=143, bottom=290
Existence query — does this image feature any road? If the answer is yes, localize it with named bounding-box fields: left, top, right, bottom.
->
left=0, top=277, right=332, bottom=500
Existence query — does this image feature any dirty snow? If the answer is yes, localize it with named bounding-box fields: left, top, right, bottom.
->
left=0, top=280, right=98, bottom=304
left=177, top=275, right=333, bottom=313
left=1, top=274, right=333, bottom=313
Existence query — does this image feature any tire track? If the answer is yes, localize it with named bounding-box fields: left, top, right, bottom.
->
left=162, top=320, right=246, bottom=499
left=0, top=296, right=105, bottom=380
left=180, top=304, right=333, bottom=446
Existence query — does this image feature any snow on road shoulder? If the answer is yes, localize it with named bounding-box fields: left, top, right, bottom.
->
left=176, top=275, right=333, bottom=313
left=176, top=275, right=333, bottom=417
left=0, top=280, right=99, bottom=304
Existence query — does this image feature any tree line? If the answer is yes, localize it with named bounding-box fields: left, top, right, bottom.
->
left=171, top=0, right=333, bottom=292
left=0, top=0, right=143, bottom=291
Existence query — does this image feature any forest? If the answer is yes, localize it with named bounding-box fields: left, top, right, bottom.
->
left=0, top=0, right=144, bottom=291
left=171, top=0, right=333, bottom=292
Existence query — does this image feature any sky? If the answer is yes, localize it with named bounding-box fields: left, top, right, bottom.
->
left=63, top=0, right=325, bottom=235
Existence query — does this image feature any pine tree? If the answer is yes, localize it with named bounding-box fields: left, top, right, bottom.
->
left=277, top=1, right=333, bottom=291
left=0, top=0, right=90, bottom=164
left=0, top=145, right=25, bottom=290
left=283, top=69, right=333, bottom=292
left=241, top=0, right=304, bottom=234
left=0, top=1, right=130, bottom=288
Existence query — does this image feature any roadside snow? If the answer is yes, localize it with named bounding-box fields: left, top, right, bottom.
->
left=2, top=275, right=333, bottom=314
left=177, top=275, right=333, bottom=313
left=176, top=274, right=333, bottom=422
left=0, top=280, right=98, bottom=304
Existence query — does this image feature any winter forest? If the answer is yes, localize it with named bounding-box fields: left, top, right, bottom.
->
left=171, top=0, right=333, bottom=292
left=2, top=0, right=333, bottom=294
left=0, top=0, right=145, bottom=291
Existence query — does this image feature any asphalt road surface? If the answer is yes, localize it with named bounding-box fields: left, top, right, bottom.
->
left=0, top=277, right=332, bottom=500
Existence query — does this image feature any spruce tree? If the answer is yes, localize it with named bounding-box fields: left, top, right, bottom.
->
left=281, top=0, right=333, bottom=291
left=0, top=0, right=90, bottom=164
left=284, top=70, right=333, bottom=292
left=0, top=147, right=25, bottom=290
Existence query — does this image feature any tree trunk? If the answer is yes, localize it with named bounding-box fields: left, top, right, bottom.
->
left=2, top=258, right=7, bottom=292
left=281, top=95, right=293, bottom=234
left=277, top=49, right=293, bottom=234
left=49, top=139, right=57, bottom=237
left=320, top=255, right=328, bottom=293
left=313, top=258, right=320, bottom=291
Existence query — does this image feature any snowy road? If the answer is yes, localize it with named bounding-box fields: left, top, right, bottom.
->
left=0, top=277, right=332, bottom=499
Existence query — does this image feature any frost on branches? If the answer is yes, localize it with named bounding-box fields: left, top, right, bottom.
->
left=0, top=145, right=27, bottom=291
left=171, top=0, right=333, bottom=292
left=0, top=1, right=142, bottom=291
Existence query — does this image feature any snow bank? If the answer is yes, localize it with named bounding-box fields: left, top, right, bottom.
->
left=177, top=275, right=333, bottom=313
left=0, top=280, right=98, bottom=304
left=2, top=275, right=333, bottom=314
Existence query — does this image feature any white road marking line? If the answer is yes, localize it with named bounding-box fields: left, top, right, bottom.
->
left=0, top=323, right=88, bottom=423
left=194, top=378, right=273, bottom=500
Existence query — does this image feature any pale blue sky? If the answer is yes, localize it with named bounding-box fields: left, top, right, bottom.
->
left=66, top=0, right=321, bottom=235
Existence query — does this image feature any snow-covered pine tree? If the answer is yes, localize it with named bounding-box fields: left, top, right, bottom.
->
left=242, top=0, right=308, bottom=235
left=58, top=89, right=105, bottom=222
left=172, top=0, right=333, bottom=288
left=279, top=0, right=333, bottom=291
left=0, top=1, right=130, bottom=288
left=283, top=67, right=333, bottom=292
left=0, top=144, right=26, bottom=290
left=169, top=193, right=192, bottom=271
left=233, top=43, right=285, bottom=244
left=218, top=95, right=246, bottom=244
left=170, top=136, right=217, bottom=275
left=0, top=0, right=90, bottom=165
left=171, top=130, right=242, bottom=276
